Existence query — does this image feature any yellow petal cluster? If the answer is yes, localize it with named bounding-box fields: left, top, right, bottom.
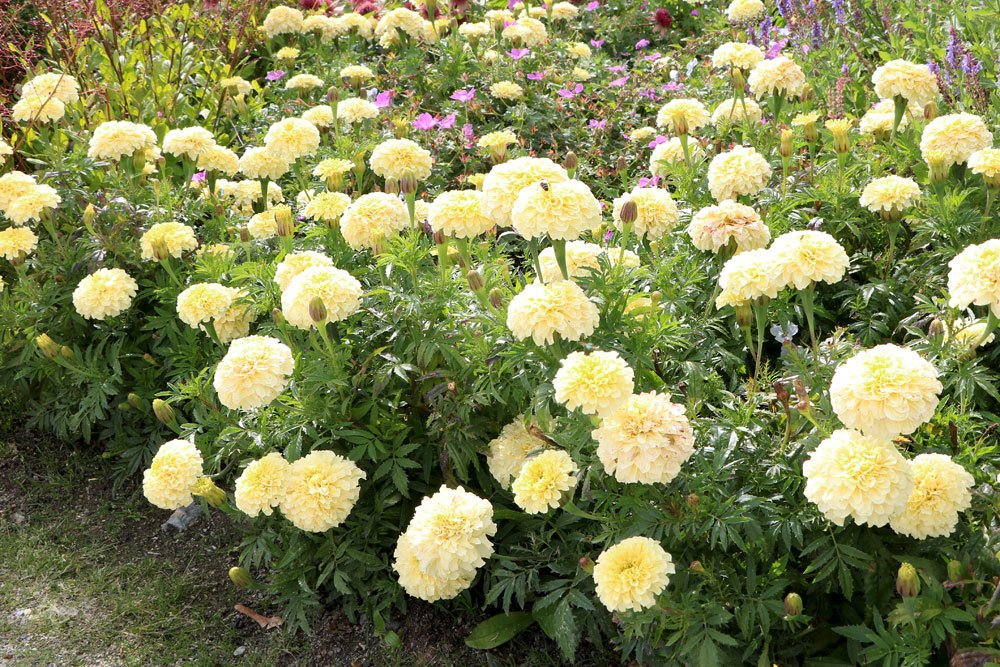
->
left=281, top=265, right=362, bottom=329
left=707, top=145, right=771, bottom=201
left=748, top=56, right=806, bottom=99
left=593, top=536, right=674, bottom=612
left=482, top=157, right=568, bottom=227
left=612, top=186, right=679, bottom=240
left=506, top=279, right=600, bottom=345
left=213, top=335, right=294, bottom=410
left=948, top=239, right=1000, bottom=316
left=140, top=221, right=198, bottom=260
left=72, top=268, right=138, bottom=320
left=771, top=230, right=849, bottom=290
left=427, top=190, right=494, bottom=239
left=511, top=449, right=578, bottom=514
left=872, top=59, right=939, bottom=107
left=553, top=350, right=634, bottom=416
left=369, top=138, right=433, bottom=182
left=687, top=200, right=769, bottom=253
left=511, top=179, right=601, bottom=240
left=234, top=452, right=290, bottom=517
left=280, top=450, right=366, bottom=532
left=889, top=454, right=974, bottom=539
left=920, top=113, right=993, bottom=167
left=485, top=420, right=549, bottom=489
left=142, top=439, right=204, bottom=510
left=340, top=192, right=409, bottom=251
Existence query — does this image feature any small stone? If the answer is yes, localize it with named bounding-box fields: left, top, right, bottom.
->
left=233, top=646, right=246, bottom=657
left=160, top=503, right=203, bottom=532
left=12, top=512, right=26, bottom=525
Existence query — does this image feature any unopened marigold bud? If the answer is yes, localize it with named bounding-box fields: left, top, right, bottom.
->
left=432, top=229, right=445, bottom=245
left=923, top=101, right=937, bottom=121
left=488, top=287, right=504, bottom=310
left=616, top=156, right=627, bottom=174
left=928, top=318, right=946, bottom=336
left=685, top=493, right=699, bottom=509
left=689, top=560, right=706, bottom=574
left=578, top=556, right=594, bottom=573
left=927, top=152, right=949, bottom=185
left=239, top=227, right=251, bottom=243
left=896, top=563, right=920, bottom=598
left=274, top=205, right=294, bottom=237
left=619, top=199, right=638, bottom=225
left=308, top=296, right=328, bottom=323
left=784, top=592, right=803, bottom=616
left=466, top=269, right=485, bottom=293
left=563, top=151, right=578, bottom=172
left=800, top=83, right=815, bottom=102
left=392, top=118, right=409, bottom=138
left=399, top=175, right=418, bottom=194
left=83, top=203, right=96, bottom=227
left=780, top=129, right=794, bottom=159
left=229, top=566, right=254, bottom=588
left=150, top=237, right=171, bottom=261
left=947, top=559, right=965, bottom=583
left=127, top=393, right=143, bottom=410
left=60, top=345, right=73, bottom=359
left=35, top=333, right=60, bottom=359
left=826, top=119, right=852, bottom=155
left=650, top=291, right=662, bottom=307
left=773, top=381, right=790, bottom=406
left=193, top=477, right=227, bottom=508
left=793, top=379, right=810, bottom=414
left=143, top=353, right=157, bottom=365
left=152, top=399, right=176, bottom=426
left=326, top=86, right=340, bottom=104
left=735, top=302, right=753, bottom=327
left=271, top=308, right=284, bottom=325
left=385, top=179, right=400, bottom=195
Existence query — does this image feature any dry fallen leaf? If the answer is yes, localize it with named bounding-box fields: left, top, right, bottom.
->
left=234, top=603, right=282, bottom=630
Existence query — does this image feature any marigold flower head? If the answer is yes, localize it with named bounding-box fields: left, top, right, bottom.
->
left=872, top=59, right=939, bottom=108
left=707, top=145, right=771, bottom=201
left=920, top=113, right=992, bottom=167
left=511, top=450, right=578, bottom=514
left=649, top=138, right=703, bottom=176
left=0, top=226, right=38, bottom=260
left=486, top=420, right=549, bottom=489
left=490, top=80, right=524, bottom=100
left=553, top=350, right=634, bottom=416
left=393, top=532, right=476, bottom=601
left=715, top=248, right=782, bottom=308
left=274, top=251, right=333, bottom=291
left=337, top=97, right=380, bottom=124
left=303, top=191, right=351, bottom=224
left=213, top=335, right=294, bottom=410
left=482, top=157, right=568, bottom=227
left=748, top=56, right=806, bottom=99
left=771, top=230, right=849, bottom=290
left=948, top=239, right=1000, bottom=316
left=511, top=179, right=601, bottom=240
left=72, top=268, right=138, bottom=320
left=262, top=6, right=304, bottom=38
left=403, top=485, right=496, bottom=579
left=142, top=439, right=204, bottom=510
left=688, top=200, right=769, bottom=253
left=428, top=190, right=494, bottom=239
left=859, top=175, right=921, bottom=216
left=234, top=452, right=289, bottom=517
left=88, top=121, right=157, bottom=162
left=301, top=105, right=334, bottom=129
left=969, top=148, right=1000, bottom=188
left=507, top=279, right=600, bottom=345
left=196, top=144, right=240, bottom=176
left=656, top=98, right=710, bottom=134
left=176, top=282, right=237, bottom=328
left=375, top=8, right=426, bottom=47
left=612, top=186, right=678, bottom=240
left=340, top=192, right=409, bottom=251
left=537, top=241, right=606, bottom=282
left=280, top=450, right=366, bottom=532
left=21, top=72, right=80, bottom=104
left=281, top=265, right=362, bottom=329
left=12, top=94, right=65, bottom=123
left=264, top=117, right=321, bottom=163
left=889, top=454, right=974, bottom=539
left=593, top=536, right=674, bottom=612
left=711, top=97, right=763, bottom=125
left=0, top=171, right=36, bottom=210
left=140, top=221, right=198, bottom=260
left=369, top=138, right=433, bottom=182
left=711, top=42, right=764, bottom=70
left=162, top=126, right=215, bottom=161
left=4, top=184, right=61, bottom=225
left=239, top=146, right=291, bottom=181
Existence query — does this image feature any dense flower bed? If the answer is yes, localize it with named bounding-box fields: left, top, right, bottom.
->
left=2, top=0, right=1000, bottom=663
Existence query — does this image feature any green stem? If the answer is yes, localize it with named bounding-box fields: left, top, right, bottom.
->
left=551, top=238, right=569, bottom=281
left=800, top=284, right=818, bottom=353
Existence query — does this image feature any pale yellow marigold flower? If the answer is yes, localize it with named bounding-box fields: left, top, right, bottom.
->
left=553, top=350, right=634, bottom=416
left=859, top=99, right=919, bottom=136
left=262, top=6, right=304, bottom=38
left=72, top=268, right=138, bottom=319
left=593, top=391, right=693, bottom=484
left=220, top=76, right=253, bottom=96
left=301, top=105, right=335, bottom=129
left=234, top=453, right=289, bottom=518
left=571, top=67, right=593, bottom=82
left=486, top=420, right=549, bottom=489
left=511, top=179, right=601, bottom=240
left=274, top=251, right=333, bottom=291
left=551, top=1, right=578, bottom=19
left=593, top=536, right=674, bottom=612
left=337, top=97, right=380, bottom=124
left=280, top=450, right=366, bottom=532
left=711, top=42, right=764, bottom=70
left=948, top=239, right=1000, bottom=316
left=770, top=230, right=849, bottom=290
left=239, top=146, right=291, bottom=181
left=969, top=148, right=1000, bottom=188
left=5, top=184, right=61, bottom=225
left=303, top=191, right=351, bottom=225
left=490, top=80, right=524, bottom=100
left=511, top=449, right=578, bottom=514
left=726, top=0, right=764, bottom=21
left=196, top=144, right=240, bottom=176
left=247, top=210, right=278, bottom=239
left=369, top=138, right=433, bottom=182
left=213, top=335, right=294, bottom=410
left=340, top=192, right=409, bottom=251
left=337, top=13, right=374, bottom=40
left=393, top=532, right=476, bottom=602
left=889, top=454, right=974, bottom=539
left=176, top=282, right=235, bottom=328
left=212, top=296, right=254, bottom=343
left=507, top=280, right=599, bottom=345
left=630, top=126, right=657, bottom=142
left=428, top=190, right=494, bottom=239
left=0, top=139, right=14, bottom=159
left=711, top=98, right=763, bottom=125
left=829, top=344, right=942, bottom=439
left=748, top=55, right=806, bottom=99
left=162, top=126, right=215, bottom=161
left=707, top=145, right=771, bottom=201
left=281, top=265, right=362, bottom=329
left=0, top=226, right=38, bottom=260
left=944, top=318, right=996, bottom=349
left=313, top=157, right=355, bottom=181
left=649, top=138, right=704, bottom=176
left=12, top=94, right=65, bottom=123
left=264, top=117, right=321, bottom=162
left=340, top=64, right=374, bottom=83
left=872, top=59, right=939, bottom=108
left=482, top=156, right=568, bottom=227
left=568, top=41, right=592, bottom=59
left=140, top=221, right=198, bottom=260
left=275, top=46, right=300, bottom=61
left=375, top=8, right=426, bottom=47
left=88, top=121, right=157, bottom=162
left=859, top=175, right=921, bottom=216
left=403, top=485, right=496, bottom=579
left=687, top=200, right=769, bottom=253
left=715, top=248, right=782, bottom=308
left=21, top=72, right=80, bottom=104
left=920, top=113, right=993, bottom=167
left=803, top=429, right=913, bottom=526
left=612, top=186, right=679, bottom=241
left=656, top=98, right=710, bottom=134
left=142, top=439, right=204, bottom=510
left=458, top=21, right=490, bottom=42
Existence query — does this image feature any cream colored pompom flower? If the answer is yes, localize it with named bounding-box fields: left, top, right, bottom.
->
left=12, top=94, right=65, bottom=123
left=340, top=192, right=409, bottom=251
left=22, top=72, right=80, bottom=104
left=656, top=98, right=711, bottom=135
left=553, top=350, right=634, bottom=416
left=88, top=120, right=157, bottom=162
left=748, top=56, right=807, bottom=100
left=726, top=0, right=765, bottom=21
left=688, top=200, right=769, bottom=253
left=369, top=138, right=433, bottom=183
left=771, top=230, right=849, bottom=290
left=948, top=239, right=1000, bottom=316
left=176, top=282, right=236, bottom=328
left=490, top=80, right=524, bottom=100
left=802, top=429, right=913, bottom=527
left=0, top=171, right=37, bottom=210
left=5, top=184, right=61, bottom=225
left=711, top=98, right=763, bottom=126
left=649, top=138, right=704, bottom=176
left=340, top=64, right=374, bottom=83
left=428, top=190, right=494, bottom=239
left=538, top=241, right=605, bottom=282
left=337, top=97, right=380, bottom=125
left=969, top=148, right=1000, bottom=188
left=274, top=251, right=333, bottom=292
left=859, top=175, right=921, bottom=216
left=715, top=248, right=781, bottom=308
left=711, top=42, right=764, bottom=71
left=142, top=439, right=204, bottom=510
left=507, top=280, right=600, bottom=345
left=707, top=145, right=771, bottom=201
left=375, top=7, right=426, bottom=47
left=234, top=452, right=289, bottom=518
left=281, top=265, right=362, bottom=329
left=262, top=6, right=304, bottom=38
left=482, top=157, right=568, bottom=227
left=140, top=221, right=198, bottom=260
left=403, top=485, right=496, bottom=579
left=72, top=268, right=138, bottom=320
left=920, top=113, right=993, bottom=167
left=162, top=126, right=215, bottom=161
left=829, top=344, right=942, bottom=439
left=213, top=335, right=294, bottom=410
left=511, top=450, right=578, bottom=514
left=859, top=99, right=918, bottom=136
left=889, top=454, right=974, bottom=539
left=301, top=105, right=334, bottom=129
left=593, top=391, right=693, bottom=485
left=0, top=226, right=38, bottom=260
left=393, top=531, right=476, bottom=602
left=264, top=117, right=321, bottom=164
left=612, top=186, right=679, bottom=241
left=197, top=145, right=239, bottom=176
left=239, top=146, right=291, bottom=181
left=302, top=192, right=351, bottom=226
left=279, top=450, right=366, bottom=532
left=593, top=536, right=674, bottom=613
left=486, top=420, right=548, bottom=489
left=872, top=59, right=939, bottom=108
left=511, top=179, right=601, bottom=241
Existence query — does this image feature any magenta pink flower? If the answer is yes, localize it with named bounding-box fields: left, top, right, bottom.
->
left=450, top=88, right=476, bottom=102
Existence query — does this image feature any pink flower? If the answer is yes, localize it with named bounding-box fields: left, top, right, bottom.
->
left=590, top=38, right=605, bottom=48
left=508, top=48, right=530, bottom=60
left=588, top=119, right=607, bottom=130
left=648, top=135, right=668, bottom=148
left=438, top=113, right=456, bottom=129
left=375, top=90, right=394, bottom=107
left=527, top=71, right=546, bottom=81
left=451, top=87, right=476, bottom=102
left=413, top=113, right=437, bottom=130
left=635, top=39, right=650, bottom=49
left=266, top=70, right=286, bottom=81
left=610, top=76, right=629, bottom=87
left=586, top=1, right=599, bottom=10
left=637, top=176, right=660, bottom=187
